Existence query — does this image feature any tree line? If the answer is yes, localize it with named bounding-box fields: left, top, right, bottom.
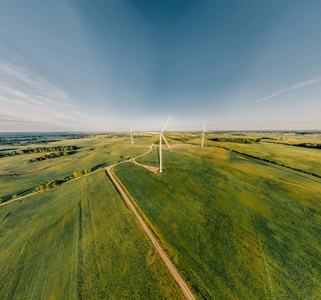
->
left=0, top=146, right=76, bottom=158
left=35, top=169, right=92, bottom=191
left=295, top=143, right=321, bottom=149
left=26, top=151, right=72, bottom=163
left=209, top=137, right=261, bottom=144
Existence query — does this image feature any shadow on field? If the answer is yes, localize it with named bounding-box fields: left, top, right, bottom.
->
left=104, top=170, right=129, bottom=209
left=134, top=138, right=143, bottom=146
left=0, top=148, right=17, bottom=152
left=4, top=186, right=36, bottom=202
left=156, top=146, right=160, bottom=166
left=91, top=162, right=108, bottom=171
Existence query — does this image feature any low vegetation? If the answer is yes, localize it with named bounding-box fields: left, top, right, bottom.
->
left=295, top=142, right=321, bottom=149
left=0, top=172, right=183, bottom=298
left=26, top=151, right=72, bottom=163
left=115, top=145, right=321, bottom=299
left=0, top=146, right=76, bottom=158
left=1, top=131, right=321, bottom=299
left=33, top=169, right=92, bottom=192
left=209, top=137, right=261, bottom=143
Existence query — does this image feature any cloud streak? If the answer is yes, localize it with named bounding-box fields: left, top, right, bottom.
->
left=255, top=76, right=321, bottom=103
left=0, top=60, right=93, bottom=130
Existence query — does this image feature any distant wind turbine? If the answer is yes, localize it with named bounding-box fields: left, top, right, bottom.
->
left=129, top=125, right=135, bottom=146
left=201, top=123, right=209, bottom=147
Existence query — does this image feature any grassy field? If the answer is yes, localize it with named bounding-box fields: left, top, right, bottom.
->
left=0, top=171, right=184, bottom=299
left=0, top=135, right=153, bottom=201
left=178, top=132, right=321, bottom=177
left=115, top=144, right=321, bottom=299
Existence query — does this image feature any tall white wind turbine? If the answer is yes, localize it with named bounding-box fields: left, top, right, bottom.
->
left=159, top=115, right=172, bottom=173
left=201, top=123, right=209, bottom=147
left=144, top=115, right=172, bottom=173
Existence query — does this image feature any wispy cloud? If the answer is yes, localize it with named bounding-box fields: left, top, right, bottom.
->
left=124, top=92, right=137, bottom=98
left=255, top=76, right=321, bottom=103
left=0, top=60, right=92, bottom=130
left=152, top=97, right=158, bottom=102
left=101, top=65, right=115, bottom=73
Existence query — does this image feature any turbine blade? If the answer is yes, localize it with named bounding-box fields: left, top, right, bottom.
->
left=162, top=133, right=172, bottom=151
left=161, top=114, right=172, bottom=133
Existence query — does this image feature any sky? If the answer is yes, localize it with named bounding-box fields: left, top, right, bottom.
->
left=0, top=0, right=321, bottom=132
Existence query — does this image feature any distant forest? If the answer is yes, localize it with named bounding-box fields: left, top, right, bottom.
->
left=209, top=137, right=261, bottom=144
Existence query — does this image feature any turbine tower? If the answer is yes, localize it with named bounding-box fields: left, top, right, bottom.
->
left=201, top=123, right=209, bottom=147
left=129, top=125, right=134, bottom=146
left=159, top=115, right=172, bottom=173
left=144, top=115, right=172, bottom=173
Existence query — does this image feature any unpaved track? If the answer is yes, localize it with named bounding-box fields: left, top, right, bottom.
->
left=106, top=144, right=196, bottom=300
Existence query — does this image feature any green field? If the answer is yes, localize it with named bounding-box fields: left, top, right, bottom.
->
left=115, top=144, right=321, bottom=299
left=0, top=171, right=183, bottom=299
left=204, top=139, right=321, bottom=177
left=0, top=136, right=153, bottom=200
left=1, top=132, right=321, bottom=299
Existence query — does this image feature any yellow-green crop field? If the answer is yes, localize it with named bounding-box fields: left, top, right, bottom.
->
left=115, top=140, right=321, bottom=299
left=1, top=132, right=321, bottom=299
left=0, top=171, right=183, bottom=299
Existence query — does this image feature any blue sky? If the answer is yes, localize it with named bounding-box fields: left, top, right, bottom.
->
left=0, top=0, right=321, bottom=131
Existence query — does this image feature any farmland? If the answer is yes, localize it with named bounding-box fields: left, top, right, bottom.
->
left=1, top=131, right=321, bottom=299
left=0, top=171, right=183, bottom=299
left=115, top=140, right=321, bottom=299
left=0, top=135, right=154, bottom=201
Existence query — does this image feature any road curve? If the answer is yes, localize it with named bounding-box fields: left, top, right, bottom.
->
left=106, top=144, right=196, bottom=300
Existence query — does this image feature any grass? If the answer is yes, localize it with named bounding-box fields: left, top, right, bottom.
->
left=0, top=136, right=154, bottom=200
left=180, top=132, right=321, bottom=177
left=207, top=140, right=321, bottom=177
left=0, top=171, right=184, bottom=299
left=115, top=145, right=321, bottom=299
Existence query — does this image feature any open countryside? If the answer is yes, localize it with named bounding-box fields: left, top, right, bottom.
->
left=1, top=1, right=321, bottom=299
left=1, top=131, right=321, bottom=299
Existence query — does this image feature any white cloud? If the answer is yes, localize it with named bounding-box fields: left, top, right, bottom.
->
left=255, top=76, right=321, bottom=103
left=0, top=60, right=93, bottom=130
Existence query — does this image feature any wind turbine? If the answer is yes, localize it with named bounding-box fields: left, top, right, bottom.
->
left=159, top=115, right=172, bottom=173
left=145, top=114, right=172, bottom=173
left=129, top=125, right=134, bottom=146
left=201, top=123, right=209, bottom=147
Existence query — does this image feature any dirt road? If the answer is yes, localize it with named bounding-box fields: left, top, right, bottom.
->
left=106, top=145, right=196, bottom=300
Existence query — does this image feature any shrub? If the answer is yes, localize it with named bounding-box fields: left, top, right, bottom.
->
left=73, top=171, right=82, bottom=178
